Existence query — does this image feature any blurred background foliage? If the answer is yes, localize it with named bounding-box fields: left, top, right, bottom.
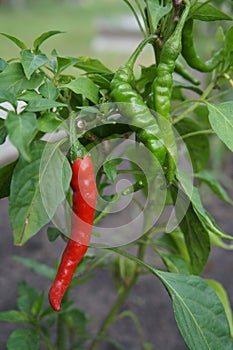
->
left=0, top=0, right=134, bottom=69
left=0, top=0, right=232, bottom=70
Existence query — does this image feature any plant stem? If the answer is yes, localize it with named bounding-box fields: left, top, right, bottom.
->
left=56, top=291, right=69, bottom=350
left=56, top=313, right=67, bottom=350
left=40, top=329, right=56, bottom=350
left=176, top=129, right=215, bottom=140
left=173, top=82, right=215, bottom=124
left=88, top=241, right=147, bottom=350
left=134, top=0, right=150, bottom=35
left=122, top=0, right=146, bottom=36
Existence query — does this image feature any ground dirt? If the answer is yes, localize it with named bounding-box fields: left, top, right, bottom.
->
left=0, top=158, right=232, bottom=350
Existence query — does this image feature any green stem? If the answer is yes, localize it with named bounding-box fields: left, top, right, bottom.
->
left=56, top=290, right=70, bottom=350
left=134, top=0, right=150, bottom=35
left=122, top=0, right=146, bottom=36
left=69, top=111, right=86, bottom=161
left=173, top=82, right=215, bottom=124
left=94, top=195, right=119, bottom=225
left=56, top=313, right=67, bottom=350
left=88, top=241, right=148, bottom=350
left=207, top=88, right=232, bottom=102
left=40, top=329, right=56, bottom=350
left=176, top=129, right=215, bottom=140
left=126, top=34, right=156, bottom=69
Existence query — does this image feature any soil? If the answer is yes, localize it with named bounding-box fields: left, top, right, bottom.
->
left=0, top=158, right=232, bottom=350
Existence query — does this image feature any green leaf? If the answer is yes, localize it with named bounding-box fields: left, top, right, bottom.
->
left=17, top=281, right=39, bottom=314
left=209, top=232, right=233, bottom=251
left=56, top=56, right=80, bottom=73
left=0, top=161, right=17, bottom=199
left=0, top=63, right=44, bottom=95
left=195, top=170, right=233, bottom=205
left=207, top=280, right=233, bottom=338
left=190, top=3, right=233, bottom=21
left=158, top=272, right=232, bottom=350
left=0, top=32, right=27, bottom=49
left=0, top=117, right=7, bottom=145
left=7, top=329, right=40, bottom=350
left=0, top=310, right=30, bottom=324
left=103, top=158, right=122, bottom=183
left=0, top=58, right=8, bottom=72
left=26, top=98, right=66, bottom=112
left=9, top=141, right=49, bottom=245
left=156, top=229, right=190, bottom=261
left=156, top=249, right=191, bottom=274
left=74, top=56, right=112, bottom=73
left=136, top=64, right=157, bottom=94
left=5, top=111, right=37, bottom=162
left=0, top=89, right=17, bottom=107
left=87, top=73, right=111, bottom=90
left=175, top=118, right=210, bottom=172
left=18, top=90, right=42, bottom=102
left=37, top=112, right=62, bottom=133
left=33, top=30, right=64, bottom=53
left=62, top=76, right=99, bottom=104
left=171, top=185, right=210, bottom=275
left=39, top=141, right=72, bottom=220
left=65, top=309, right=88, bottom=334
left=10, top=141, right=71, bottom=245
left=225, top=26, right=233, bottom=55
left=14, top=256, right=55, bottom=280
left=31, top=293, right=44, bottom=317
left=178, top=170, right=233, bottom=242
left=21, top=50, right=48, bottom=79
left=111, top=248, right=233, bottom=350
left=47, top=226, right=62, bottom=242
left=146, top=0, right=172, bottom=33
left=207, top=102, right=233, bottom=152
left=38, top=81, right=59, bottom=100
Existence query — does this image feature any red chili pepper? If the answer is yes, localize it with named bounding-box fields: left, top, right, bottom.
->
left=49, top=155, right=97, bottom=312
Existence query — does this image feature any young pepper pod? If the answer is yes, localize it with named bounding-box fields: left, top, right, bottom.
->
left=110, top=36, right=167, bottom=167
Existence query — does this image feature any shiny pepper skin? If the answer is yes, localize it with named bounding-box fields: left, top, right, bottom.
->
left=49, top=155, right=97, bottom=312
left=110, top=37, right=167, bottom=167
left=182, top=19, right=224, bottom=72
left=153, top=0, right=190, bottom=182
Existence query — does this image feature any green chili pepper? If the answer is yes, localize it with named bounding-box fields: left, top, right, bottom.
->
left=153, top=0, right=190, bottom=183
left=110, top=36, right=166, bottom=166
left=181, top=19, right=224, bottom=72
left=174, top=61, right=200, bottom=85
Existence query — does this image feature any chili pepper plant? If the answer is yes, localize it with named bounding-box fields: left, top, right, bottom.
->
left=0, top=1, right=233, bottom=349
